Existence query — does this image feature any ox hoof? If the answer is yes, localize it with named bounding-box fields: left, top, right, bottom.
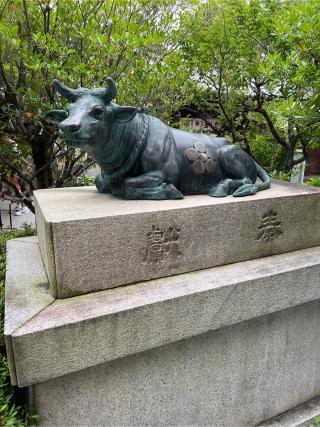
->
left=208, top=185, right=228, bottom=198
left=233, top=184, right=258, bottom=197
left=95, top=174, right=105, bottom=193
left=166, top=184, right=184, bottom=199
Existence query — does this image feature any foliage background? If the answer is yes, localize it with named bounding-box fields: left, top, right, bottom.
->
left=0, top=0, right=319, bottom=207
left=182, top=0, right=320, bottom=173
left=0, top=0, right=197, bottom=209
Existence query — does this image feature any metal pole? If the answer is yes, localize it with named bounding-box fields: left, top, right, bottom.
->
left=9, top=203, right=12, bottom=229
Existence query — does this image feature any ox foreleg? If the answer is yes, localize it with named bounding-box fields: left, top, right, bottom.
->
left=95, top=172, right=110, bottom=193
left=121, top=171, right=183, bottom=200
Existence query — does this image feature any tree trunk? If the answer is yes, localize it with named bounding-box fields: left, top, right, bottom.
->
left=283, top=146, right=295, bottom=172
left=30, top=128, right=54, bottom=189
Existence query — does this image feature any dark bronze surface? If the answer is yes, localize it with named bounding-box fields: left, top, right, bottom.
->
left=46, top=78, right=271, bottom=199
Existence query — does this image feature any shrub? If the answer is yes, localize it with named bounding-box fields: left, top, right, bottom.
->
left=248, top=133, right=287, bottom=173
left=306, top=176, right=320, bottom=187
left=309, top=415, right=320, bottom=427
left=75, top=175, right=96, bottom=187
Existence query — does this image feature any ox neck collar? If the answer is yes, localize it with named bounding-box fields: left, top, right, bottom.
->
left=105, top=113, right=150, bottom=186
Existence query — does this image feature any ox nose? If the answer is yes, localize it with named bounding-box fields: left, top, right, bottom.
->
left=60, top=122, right=81, bottom=136
left=68, top=123, right=81, bottom=133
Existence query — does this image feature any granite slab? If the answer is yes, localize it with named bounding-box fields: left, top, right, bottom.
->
left=5, top=237, right=320, bottom=386
left=34, top=181, right=320, bottom=298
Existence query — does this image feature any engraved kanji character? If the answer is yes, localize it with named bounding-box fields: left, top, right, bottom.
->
left=143, top=225, right=182, bottom=264
left=256, top=209, right=283, bottom=242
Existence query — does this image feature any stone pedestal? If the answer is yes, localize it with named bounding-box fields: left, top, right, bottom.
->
left=5, top=237, right=320, bottom=425
left=5, top=182, right=320, bottom=426
left=31, top=300, right=320, bottom=426
left=34, top=181, right=320, bottom=298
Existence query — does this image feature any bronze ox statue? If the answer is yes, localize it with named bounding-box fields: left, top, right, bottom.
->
left=46, top=78, right=271, bottom=200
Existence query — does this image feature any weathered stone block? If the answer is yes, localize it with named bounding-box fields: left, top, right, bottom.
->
left=5, top=238, right=320, bottom=387
left=6, top=238, right=320, bottom=425
left=4, top=237, right=54, bottom=385
left=32, top=300, right=320, bottom=426
left=34, top=181, right=320, bottom=298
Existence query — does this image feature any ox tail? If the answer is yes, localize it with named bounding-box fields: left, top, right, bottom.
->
left=255, top=161, right=271, bottom=191
left=233, top=161, right=271, bottom=197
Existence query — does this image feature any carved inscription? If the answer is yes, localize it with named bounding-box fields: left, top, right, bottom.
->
left=143, top=225, right=183, bottom=264
left=256, top=209, right=283, bottom=242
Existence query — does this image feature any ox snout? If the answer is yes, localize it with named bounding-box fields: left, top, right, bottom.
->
left=59, top=122, right=82, bottom=140
left=68, top=123, right=81, bottom=133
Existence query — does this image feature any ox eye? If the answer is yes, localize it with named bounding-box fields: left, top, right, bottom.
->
left=91, top=106, right=104, bottom=117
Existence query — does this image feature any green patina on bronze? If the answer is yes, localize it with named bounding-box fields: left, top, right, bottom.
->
left=46, top=78, right=271, bottom=200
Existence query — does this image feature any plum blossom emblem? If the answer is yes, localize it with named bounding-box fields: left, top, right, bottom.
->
left=185, top=141, right=217, bottom=175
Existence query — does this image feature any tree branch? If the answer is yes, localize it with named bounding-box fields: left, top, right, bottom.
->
left=0, top=57, right=12, bottom=91
left=255, top=108, right=288, bottom=149
left=287, top=121, right=297, bottom=147
left=0, top=0, right=10, bottom=20
left=22, top=0, right=32, bottom=34
left=1, top=177, right=35, bottom=214
left=0, top=154, right=33, bottom=187
left=64, top=159, right=95, bottom=184
left=30, top=147, right=73, bottom=180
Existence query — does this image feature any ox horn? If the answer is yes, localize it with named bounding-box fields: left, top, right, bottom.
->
left=103, top=77, right=117, bottom=103
left=53, top=79, right=77, bottom=102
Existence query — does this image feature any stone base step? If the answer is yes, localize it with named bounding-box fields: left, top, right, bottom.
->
left=259, top=396, right=320, bottom=427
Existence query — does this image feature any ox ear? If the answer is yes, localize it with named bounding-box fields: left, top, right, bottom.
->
left=46, top=110, right=68, bottom=126
left=114, top=106, right=137, bottom=123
